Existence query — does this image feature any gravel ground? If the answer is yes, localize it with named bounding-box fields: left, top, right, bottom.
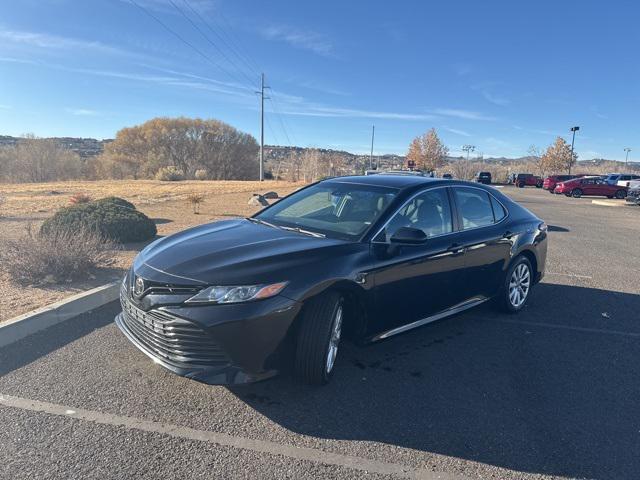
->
left=0, top=186, right=638, bottom=480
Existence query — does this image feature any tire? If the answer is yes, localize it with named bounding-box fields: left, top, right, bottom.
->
left=517, top=181, right=525, bottom=188
left=615, top=190, right=626, bottom=199
left=549, top=189, right=556, bottom=194
left=294, top=291, right=344, bottom=385
left=571, top=188, right=583, bottom=198
left=495, top=255, right=533, bottom=313
left=536, top=182, right=543, bottom=188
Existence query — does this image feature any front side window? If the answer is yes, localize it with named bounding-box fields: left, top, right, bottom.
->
left=256, top=182, right=397, bottom=240
left=376, top=188, right=453, bottom=242
left=454, top=187, right=495, bottom=229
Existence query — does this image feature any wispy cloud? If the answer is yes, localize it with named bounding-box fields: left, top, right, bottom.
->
left=0, top=29, right=125, bottom=56
left=443, top=127, right=471, bottom=137
left=282, top=105, right=437, bottom=121
left=452, top=63, right=473, bottom=76
left=66, top=108, right=100, bottom=116
left=432, top=108, right=496, bottom=121
left=480, top=90, right=510, bottom=106
left=260, top=25, right=334, bottom=57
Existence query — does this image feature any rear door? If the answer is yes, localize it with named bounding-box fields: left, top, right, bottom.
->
left=451, top=187, right=512, bottom=300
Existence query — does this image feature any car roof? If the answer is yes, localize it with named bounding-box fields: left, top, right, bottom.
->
left=324, top=174, right=501, bottom=194
left=326, top=174, right=442, bottom=189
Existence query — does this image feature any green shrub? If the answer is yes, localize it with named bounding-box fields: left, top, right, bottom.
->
left=155, top=166, right=184, bottom=181
left=95, top=196, right=136, bottom=210
left=41, top=201, right=156, bottom=243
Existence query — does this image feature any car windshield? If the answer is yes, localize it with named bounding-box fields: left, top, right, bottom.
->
left=255, top=182, right=398, bottom=240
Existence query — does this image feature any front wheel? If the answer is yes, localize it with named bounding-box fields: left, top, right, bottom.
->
left=571, top=188, right=583, bottom=198
left=294, top=291, right=344, bottom=385
left=615, top=190, right=627, bottom=199
left=495, top=256, right=533, bottom=313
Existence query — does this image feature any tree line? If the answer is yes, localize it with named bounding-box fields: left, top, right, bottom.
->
left=0, top=117, right=259, bottom=183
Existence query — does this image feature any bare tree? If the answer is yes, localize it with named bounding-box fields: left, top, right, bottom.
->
left=528, top=145, right=546, bottom=176
left=96, top=117, right=259, bottom=180
left=0, top=135, right=82, bottom=183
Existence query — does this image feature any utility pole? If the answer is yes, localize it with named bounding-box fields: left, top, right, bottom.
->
left=624, top=147, right=631, bottom=168
left=256, top=73, right=270, bottom=181
left=369, top=125, right=375, bottom=170
left=569, top=126, right=580, bottom=175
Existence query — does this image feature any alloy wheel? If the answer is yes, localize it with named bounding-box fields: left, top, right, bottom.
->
left=325, top=304, right=343, bottom=374
left=509, top=263, right=531, bottom=308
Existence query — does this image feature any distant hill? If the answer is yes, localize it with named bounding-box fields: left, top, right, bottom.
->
left=0, top=135, right=112, bottom=158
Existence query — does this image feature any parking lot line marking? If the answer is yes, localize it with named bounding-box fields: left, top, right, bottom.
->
left=0, top=394, right=468, bottom=480
left=545, top=272, right=593, bottom=279
left=485, top=318, right=640, bottom=338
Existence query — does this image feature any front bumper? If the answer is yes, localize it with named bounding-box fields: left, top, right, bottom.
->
left=115, top=290, right=302, bottom=385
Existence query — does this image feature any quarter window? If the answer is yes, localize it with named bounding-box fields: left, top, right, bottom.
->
left=490, top=195, right=506, bottom=222
left=378, top=188, right=453, bottom=241
left=454, top=188, right=495, bottom=229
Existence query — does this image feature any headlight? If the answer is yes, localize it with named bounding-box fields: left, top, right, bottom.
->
left=185, top=282, right=288, bottom=304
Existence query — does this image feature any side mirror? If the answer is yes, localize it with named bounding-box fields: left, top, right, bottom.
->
left=390, top=227, right=427, bottom=244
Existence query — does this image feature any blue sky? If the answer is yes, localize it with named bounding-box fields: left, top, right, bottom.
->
left=1, top=0, right=638, bottom=160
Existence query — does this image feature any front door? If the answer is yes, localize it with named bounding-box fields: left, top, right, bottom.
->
left=368, top=187, right=468, bottom=336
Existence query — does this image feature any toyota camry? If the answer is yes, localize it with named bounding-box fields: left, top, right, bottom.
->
left=115, top=174, right=547, bottom=385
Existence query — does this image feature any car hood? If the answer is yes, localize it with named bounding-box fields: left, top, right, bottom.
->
left=135, top=219, right=352, bottom=285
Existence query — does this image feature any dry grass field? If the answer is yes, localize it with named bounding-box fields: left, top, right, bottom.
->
left=0, top=180, right=304, bottom=322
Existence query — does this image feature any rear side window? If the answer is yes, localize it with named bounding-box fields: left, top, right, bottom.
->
left=453, top=188, right=495, bottom=229
left=490, top=195, right=507, bottom=222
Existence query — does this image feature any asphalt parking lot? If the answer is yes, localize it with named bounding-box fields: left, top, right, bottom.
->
left=1, top=186, right=639, bottom=480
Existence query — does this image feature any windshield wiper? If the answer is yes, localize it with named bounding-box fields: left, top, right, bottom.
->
left=246, top=217, right=280, bottom=230
left=279, top=225, right=326, bottom=238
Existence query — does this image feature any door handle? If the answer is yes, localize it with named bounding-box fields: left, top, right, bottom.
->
left=447, top=243, right=465, bottom=255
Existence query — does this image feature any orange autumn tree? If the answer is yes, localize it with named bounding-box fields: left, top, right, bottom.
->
left=406, top=128, right=449, bottom=172
left=541, top=137, right=578, bottom=173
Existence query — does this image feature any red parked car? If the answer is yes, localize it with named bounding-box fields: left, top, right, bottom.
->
left=555, top=176, right=628, bottom=199
left=543, top=174, right=583, bottom=193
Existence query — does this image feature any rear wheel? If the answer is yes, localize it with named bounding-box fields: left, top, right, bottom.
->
left=495, top=256, right=533, bottom=313
left=517, top=181, right=525, bottom=188
left=615, top=190, right=626, bottom=199
left=571, top=188, right=583, bottom=198
left=294, top=291, right=344, bottom=385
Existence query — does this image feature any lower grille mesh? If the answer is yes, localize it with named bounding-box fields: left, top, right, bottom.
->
left=120, top=294, right=229, bottom=368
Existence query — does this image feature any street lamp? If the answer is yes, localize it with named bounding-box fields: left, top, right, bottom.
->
left=568, top=126, right=580, bottom=175
left=624, top=147, right=631, bottom=168
left=462, top=144, right=476, bottom=161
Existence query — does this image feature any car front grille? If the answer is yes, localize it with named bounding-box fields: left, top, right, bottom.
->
left=120, top=293, right=230, bottom=368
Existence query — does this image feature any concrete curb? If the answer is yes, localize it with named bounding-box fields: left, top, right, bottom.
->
left=0, top=281, right=120, bottom=348
left=591, top=199, right=625, bottom=207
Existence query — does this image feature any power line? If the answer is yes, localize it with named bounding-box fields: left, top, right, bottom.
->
left=166, top=0, right=258, bottom=89
left=128, top=0, right=252, bottom=91
left=181, top=0, right=261, bottom=79
left=268, top=95, right=293, bottom=146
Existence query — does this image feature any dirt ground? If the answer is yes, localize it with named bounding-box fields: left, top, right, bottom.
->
left=0, top=180, right=303, bottom=322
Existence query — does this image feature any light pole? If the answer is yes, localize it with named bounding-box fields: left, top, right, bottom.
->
left=624, top=147, right=631, bottom=168
left=568, top=126, right=580, bottom=174
left=462, top=144, right=476, bottom=161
